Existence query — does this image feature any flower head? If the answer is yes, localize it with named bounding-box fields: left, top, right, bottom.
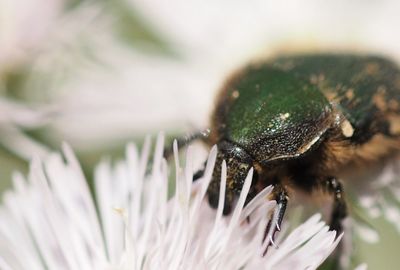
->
left=0, top=134, right=341, bottom=269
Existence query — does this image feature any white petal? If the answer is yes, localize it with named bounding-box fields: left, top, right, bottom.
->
left=0, top=138, right=340, bottom=270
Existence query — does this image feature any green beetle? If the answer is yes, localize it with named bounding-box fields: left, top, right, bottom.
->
left=179, top=53, right=400, bottom=246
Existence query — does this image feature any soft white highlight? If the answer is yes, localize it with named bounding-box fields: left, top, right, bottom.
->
left=0, top=0, right=64, bottom=72
left=0, top=98, right=54, bottom=159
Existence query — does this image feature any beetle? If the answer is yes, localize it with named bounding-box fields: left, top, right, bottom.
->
left=172, top=53, right=400, bottom=246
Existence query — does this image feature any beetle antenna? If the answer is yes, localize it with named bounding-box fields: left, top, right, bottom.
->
left=163, top=129, right=211, bottom=159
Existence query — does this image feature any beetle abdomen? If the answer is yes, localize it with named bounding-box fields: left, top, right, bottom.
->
left=271, top=54, right=400, bottom=141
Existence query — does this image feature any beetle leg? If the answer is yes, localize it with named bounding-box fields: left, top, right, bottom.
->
left=163, top=130, right=210, bottom=183
left=244, top=187, right=260, bottom=223
left=193, top=162, right=206, bottom=182
left=325, top=177, right=347, bottom=233
left=207, top=188, right=234, bottom=215
left=262, top=187, right=288, bottom=255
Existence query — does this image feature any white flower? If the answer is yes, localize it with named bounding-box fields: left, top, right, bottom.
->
left=0, top=0, right=65, bottom=73
left=0, top=98, right=54, bottom=160
left=0, top=135, right=341, bottom=270
left=0, top=0, right=107, bottom=159
left=352, top=158, right=400, bottom=241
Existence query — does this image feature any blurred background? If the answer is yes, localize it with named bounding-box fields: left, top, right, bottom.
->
left=1, top=0, right=400, bottom=269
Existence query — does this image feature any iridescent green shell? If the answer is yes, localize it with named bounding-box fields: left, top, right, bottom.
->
left=211, top=54, right=400, bottom=164
left=271, top=54, right=400, bottom=142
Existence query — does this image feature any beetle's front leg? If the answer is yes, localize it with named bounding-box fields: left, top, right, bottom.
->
left=163, top=129, right=210, bottom=159
left=163, top=130, right=209, bottom=182
left=325, top=177, right=348, bottom=233
left=263, top=186, right=289, bottom=254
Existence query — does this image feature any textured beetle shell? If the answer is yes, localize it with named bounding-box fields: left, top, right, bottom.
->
left=210, top=54, right=400, bottom=165
left=210, top=67, right=335, bottom=164
left=208, top=54, right=400, bottom=198
left=271, top=54, right=400, bottom=141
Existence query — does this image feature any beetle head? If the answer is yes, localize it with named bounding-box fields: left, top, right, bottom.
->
left=207, top=140, right=256, bottom=214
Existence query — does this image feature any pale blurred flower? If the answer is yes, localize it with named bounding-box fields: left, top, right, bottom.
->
left=0, top=98, right=54, bottom=159
left=353, top=158, right=400, bottom=239
left=2, top=0, right=400, bottom=149
left=0, top=135, right=342, bottom=269
left=0, top=0, right=65, bottom=73
left=3, top=0, right=400, bottom=153
left=0, top=0, right=113, bottom=157
left=46, top=0, right=400, bottom=149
